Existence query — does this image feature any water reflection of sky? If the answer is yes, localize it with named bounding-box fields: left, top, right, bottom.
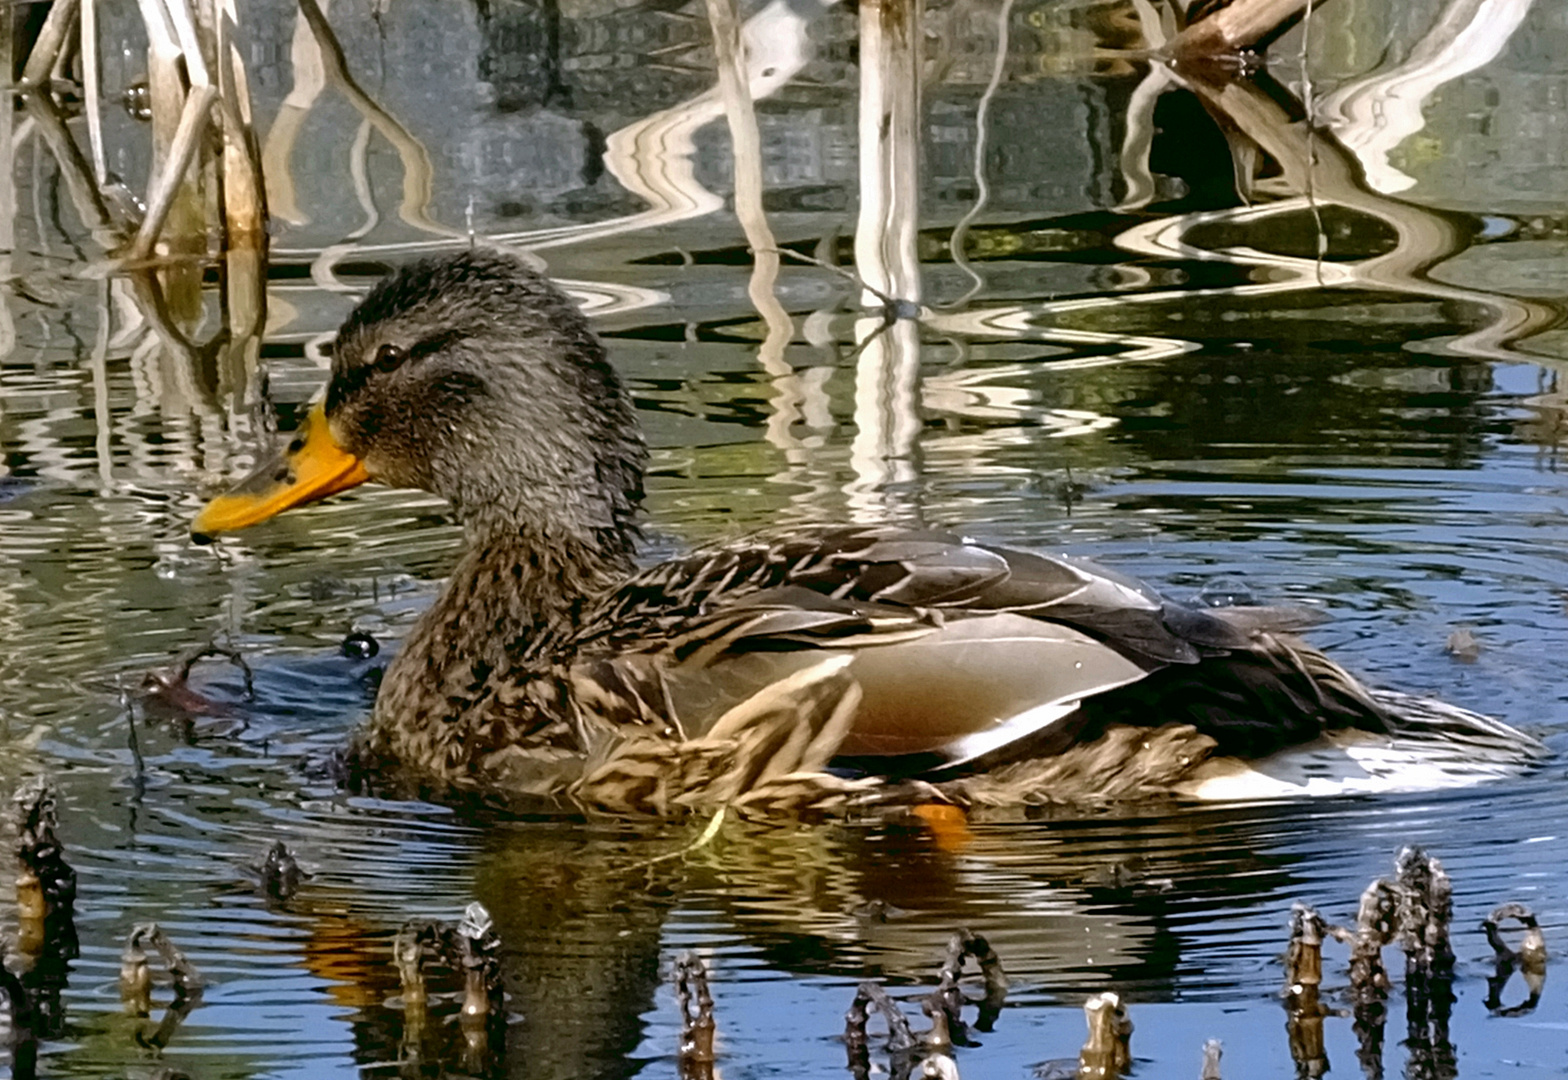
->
left=3, top=0, right=1568, bottom=1076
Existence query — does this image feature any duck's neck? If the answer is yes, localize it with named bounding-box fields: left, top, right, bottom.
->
left=368, top=518, right=637, bottom=768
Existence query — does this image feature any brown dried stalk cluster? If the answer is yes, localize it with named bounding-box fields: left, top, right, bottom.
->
left=391, top=901, right=509, bottom=1076
left=15, top=0, right=265, bottom=262
left=659, top=847, right=1548, bottom=1080
left=1285, top=847, right=1547, bottom=1080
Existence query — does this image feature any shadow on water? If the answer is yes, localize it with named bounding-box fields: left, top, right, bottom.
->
left=2, top=0, right=1568, bottom=1075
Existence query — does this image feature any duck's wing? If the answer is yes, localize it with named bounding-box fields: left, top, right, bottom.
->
left=579, top=525, right=1243, bottom=661
left=569, top=526, right=1244, bottom=770
left=565, top=525, right=1542, bottom=801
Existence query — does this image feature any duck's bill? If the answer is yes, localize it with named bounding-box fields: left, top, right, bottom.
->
left=191, top=402, right=370, bottom=541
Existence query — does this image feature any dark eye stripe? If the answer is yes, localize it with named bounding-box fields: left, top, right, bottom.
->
left=327, top=329, right=468, bottom=413
left=407, top=328, right=466, bottom=362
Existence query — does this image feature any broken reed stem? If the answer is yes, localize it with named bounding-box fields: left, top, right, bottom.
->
left=1079, top=991, right=1132, bottom=1078
left=1324, top=875, right=1397, bottom=1015
left=1200, top=1038, right=1223, bottom=1080
left=1483, top=901, right=1547, bottom=1017
left=214, top=6, right=268, bottom=252
left=1284, top=903, right=1325, bottom=1001
left=119, top=922, right=204, bottom=1012
left=924, top=928, right=1008, bottom=1043
left=675, top=954, right=717, bottom=1070
left=125, top=84, right=218, bottom=262
left=120, top=932, right=153, bottom=1014
left=18, top=0, right=81, bottom=87
left=1167, top=0, right=1313, bottom=60
left=14, top=779, right=78, bottom=967
left=392, top=925, right=428, bottom=1010
left=17, top=0, right=266, bottom=258
left=1484, top=903, right=1547, bottom=970
left=1394, top=847, right=1455, bottom=982
left=81, top=0, right=107, bottom=185
left=845, top=981, right=917, bottom=1054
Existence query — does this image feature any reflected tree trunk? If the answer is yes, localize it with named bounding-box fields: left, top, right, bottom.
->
left=1317, top=0, right=1535, bottom=195
left=261, top=4, right=330, bottom=227
left=1183, top=66, right=1558, bottom=356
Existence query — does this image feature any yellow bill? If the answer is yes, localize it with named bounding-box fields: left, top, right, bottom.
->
left=192, top=402, right=370, bottom=541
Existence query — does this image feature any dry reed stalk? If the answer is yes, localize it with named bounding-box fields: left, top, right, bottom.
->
left=2, top=5, right=15, bottom=259
left=125, top=0, right=216, bottom=271
left=703, top=0, right=792, bottom=375
left=209, top=0, right=267, bottom=251
left=18, top=0, right=80, bottom=87
left=80, top=0, right=107, bottom=185
left=1168, top=0, right=1316, bottom=59
left=854, top=0, right=923, bottom=307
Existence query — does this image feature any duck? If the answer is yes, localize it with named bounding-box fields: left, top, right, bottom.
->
left=192, top=249, right=1545, bottom=814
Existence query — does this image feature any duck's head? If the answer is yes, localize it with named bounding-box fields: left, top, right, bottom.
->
left=193, top=249, right=647, bottom=550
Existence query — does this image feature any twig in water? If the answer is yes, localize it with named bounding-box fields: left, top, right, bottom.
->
left=1077, top=991, right=1132, bottom=1079
left=675, top=953, right=716, bottom=1079
left=1484, top=902, right=1547, bottom=1016
left=627, top=807, right=727, bottom=872
left=760, top=247, right=921, bottom=323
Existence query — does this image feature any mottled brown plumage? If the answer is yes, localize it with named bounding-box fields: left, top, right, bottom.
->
left=195, top=249, right=1546, bottom=814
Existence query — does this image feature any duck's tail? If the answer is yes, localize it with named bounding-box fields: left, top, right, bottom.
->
left=1175, top=685, right=1549, bottom=801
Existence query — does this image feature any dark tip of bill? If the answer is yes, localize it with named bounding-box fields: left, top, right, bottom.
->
left=191, top=530, right=215, bottom=546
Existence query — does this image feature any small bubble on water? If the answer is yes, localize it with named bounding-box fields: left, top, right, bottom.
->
left=342, top=631, right=380, bottom=660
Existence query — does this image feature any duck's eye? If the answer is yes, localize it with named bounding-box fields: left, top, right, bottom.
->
left=373, top=343, right=406, bottom=372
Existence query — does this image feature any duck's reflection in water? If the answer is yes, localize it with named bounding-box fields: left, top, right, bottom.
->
left=308, top=803, right=1323, bottom=1077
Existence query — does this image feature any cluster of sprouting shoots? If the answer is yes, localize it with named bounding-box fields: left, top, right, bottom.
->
left=1284, top=846, right=1546, bottom=1080
left=669, top=931, right=1139, bottom=1080
left=1, top=779, right=248, bottom=1075
left=388, top=901, right=509, bottom=1075
left=669, top=930, right=1149, bottom=1080
left=668, top=848, right=1548, bottom=1080
left=0, top=777, right=511, bottom=1079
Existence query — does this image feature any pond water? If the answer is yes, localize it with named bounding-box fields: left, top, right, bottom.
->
left=3, top=0, right=1568, bottom=1076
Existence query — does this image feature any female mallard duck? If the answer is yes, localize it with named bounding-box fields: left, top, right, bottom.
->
left=194, top=250, right=1544, bottom=813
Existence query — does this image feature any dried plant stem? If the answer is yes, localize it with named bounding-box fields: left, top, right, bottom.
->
left=126, top=85, right=218, bottom=262
left=19, top=0, right=80, bottom=87
left=215, top=12, right=267, bottom=252
left=81, top=0, right=107, bottom=185
left=2, top=9, right=18, bottom=258
left=704, top=0, right=792, bottom=374
left=1169, top=0, right=1315, bottom=59
left=946, top=0, right=1015, bottom=306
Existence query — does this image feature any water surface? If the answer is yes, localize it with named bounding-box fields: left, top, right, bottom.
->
left=2, top=0, right=1568, bottom=1076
